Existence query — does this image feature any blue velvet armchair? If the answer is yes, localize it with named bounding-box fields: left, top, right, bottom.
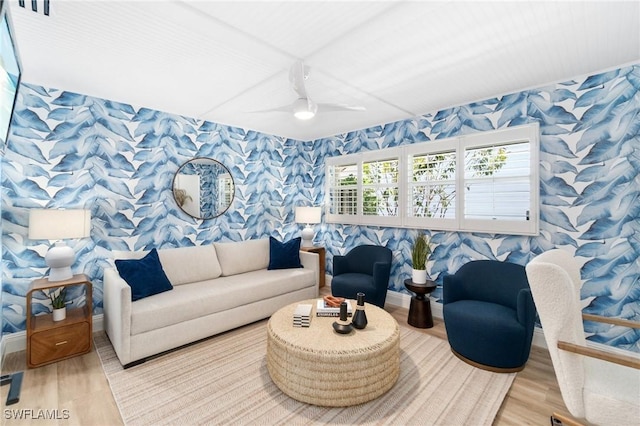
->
left=443, top=260, right=536, bottom=372
left=331, top=245, right=392, bottom=308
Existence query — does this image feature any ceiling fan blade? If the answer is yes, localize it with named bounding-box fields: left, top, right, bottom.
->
left=289, top=60, right=309, bottom=99
left=251, top=61, right=365, bottom=118
left=317, top=103, right=366, bottom=113
left=248, top=104, right=293, bottom=114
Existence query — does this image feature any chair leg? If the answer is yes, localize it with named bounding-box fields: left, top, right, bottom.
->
left=0, top=372, right=23, bottom=405
left=550, top=412, right=585, bottom=426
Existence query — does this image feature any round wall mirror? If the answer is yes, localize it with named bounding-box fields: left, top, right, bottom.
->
left=172, top=157, right=235, bottom=220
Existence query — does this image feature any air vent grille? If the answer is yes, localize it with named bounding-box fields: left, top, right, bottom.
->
left=19, top=0, right=50, bottom=16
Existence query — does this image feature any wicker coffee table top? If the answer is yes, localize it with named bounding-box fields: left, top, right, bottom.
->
left=266, top=299, right=400, bottom=407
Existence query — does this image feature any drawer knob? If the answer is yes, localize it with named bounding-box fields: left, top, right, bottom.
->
left=55, top=341, right=68, bottom=346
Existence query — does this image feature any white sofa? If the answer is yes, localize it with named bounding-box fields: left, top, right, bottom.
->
left=103, top=239, right=318, bottom=367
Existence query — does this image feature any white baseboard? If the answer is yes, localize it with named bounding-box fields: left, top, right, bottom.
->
left=1, top=314, right=104, bottom=358
left=0, top=298, right=548, bottom=361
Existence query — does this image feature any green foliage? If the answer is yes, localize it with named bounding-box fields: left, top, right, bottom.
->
left=335, top=148, right=507, bottom=218
left=49, top=288, right=67, bottom=310
left=467, top=147, right=508, bottom=176
left=411, top=147, right=507, bottom=218
left=411, top=233, right=431, bottom=270
left=336, top=161, right=399, bottom=216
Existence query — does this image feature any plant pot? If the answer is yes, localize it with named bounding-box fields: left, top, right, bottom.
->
left=412, top=269, right=427, bottom=284
left=52, top=307, right=66, bottom=322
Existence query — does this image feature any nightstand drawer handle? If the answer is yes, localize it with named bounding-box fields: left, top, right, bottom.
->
left=55, top=341, right=68, bottom=346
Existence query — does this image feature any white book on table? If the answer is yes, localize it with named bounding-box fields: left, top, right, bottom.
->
left=293, top=304, right=313, bottom=318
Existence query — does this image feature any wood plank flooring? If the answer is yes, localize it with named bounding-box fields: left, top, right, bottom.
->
left=2, top=291, right=576, bottom=425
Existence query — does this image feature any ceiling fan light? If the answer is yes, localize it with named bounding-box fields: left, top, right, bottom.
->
left=293, top=98, right=316, bottom=120
left=294, top=110, right=315, bottom=120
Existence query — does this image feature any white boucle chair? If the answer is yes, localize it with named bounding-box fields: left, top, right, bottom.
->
left=525, top=249, right=640, bottom=426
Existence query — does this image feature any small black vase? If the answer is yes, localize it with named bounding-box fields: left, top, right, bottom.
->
left=332, top=301, right=354, bottom=334
left=352, top=292, right=368, bottom=329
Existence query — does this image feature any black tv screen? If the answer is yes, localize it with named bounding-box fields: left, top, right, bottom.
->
left=0, top=0, right=22, bottom=147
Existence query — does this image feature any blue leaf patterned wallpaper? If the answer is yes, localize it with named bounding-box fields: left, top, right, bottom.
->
left=2, top=64, right=638, bottom=353
left=313, top=65, right=640, bottom=353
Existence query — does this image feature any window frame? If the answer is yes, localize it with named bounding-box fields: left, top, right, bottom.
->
left=327, top=157, right=360, bottom=218
left=360, top=154, right=401, bottom=222
left=404, top=140, right=459, bottom=230
left=458, top=125, right=539, bottom=235
left=326, top=148, right=403, bottom=227
left=324, top=124, right=539, bottom=236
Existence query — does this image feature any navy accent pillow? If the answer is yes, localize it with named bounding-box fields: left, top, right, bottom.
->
left=115, top=248, right=173, bottom=301
left=268, top=236, right=303, bottom=270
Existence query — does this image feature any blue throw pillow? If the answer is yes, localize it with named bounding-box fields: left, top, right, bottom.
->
left=115, top=248, right=173, bottom=301
left=268, top=236, right=303, bottom=270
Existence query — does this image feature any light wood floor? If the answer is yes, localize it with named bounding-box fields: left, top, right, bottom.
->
left=2, top=290, right=576, bottom=426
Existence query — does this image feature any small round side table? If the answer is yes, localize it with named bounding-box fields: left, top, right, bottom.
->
left=404, top=278, right=437, bottom=329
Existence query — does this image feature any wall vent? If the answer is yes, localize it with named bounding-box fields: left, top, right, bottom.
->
left=18, top=0, right=50, bottom=16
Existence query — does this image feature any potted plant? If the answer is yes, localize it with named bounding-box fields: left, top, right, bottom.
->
left=411, top=232, right=431, bottom=284
left=49, top=288, right=67, bottom=322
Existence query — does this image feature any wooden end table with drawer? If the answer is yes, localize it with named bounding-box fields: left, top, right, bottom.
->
left=26, top=274, right=93, bottom=368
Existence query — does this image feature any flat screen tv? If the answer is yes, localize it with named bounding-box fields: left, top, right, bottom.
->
left=0, top=0, right=22, bottom=147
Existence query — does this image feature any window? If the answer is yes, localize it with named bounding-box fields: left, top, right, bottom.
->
left=326, top=149, right=402, bottom=226
left=325, top=124, right=539, bottom=236
left=459, top=125, right=538, bottom=235
left=405, top=141, right=457, bottom=230
left=328, top=162, right=358, bottom=216
left=362, top=158, right=399, bottom=217
left=217, top=173, right=234, bottom=212
left=464, top=143, right=529, bottom=220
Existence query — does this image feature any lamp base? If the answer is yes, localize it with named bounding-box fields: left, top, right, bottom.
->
left=45, top=242, right=74, bottom=282
left=301, top=226, right=314, bottom=248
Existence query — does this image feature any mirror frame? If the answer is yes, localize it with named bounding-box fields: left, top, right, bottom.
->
left=172, top=157, right=235, bottom=220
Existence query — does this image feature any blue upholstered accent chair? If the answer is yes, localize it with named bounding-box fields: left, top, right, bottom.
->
left=443, top=260, right=536, bottom=372
left=331, top=245, right=392, bottom=308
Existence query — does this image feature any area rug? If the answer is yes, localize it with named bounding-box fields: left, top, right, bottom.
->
left=94, top=321, right=515, bottom=425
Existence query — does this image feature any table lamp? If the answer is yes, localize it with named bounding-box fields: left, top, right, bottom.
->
left=28, top=209, right=91, bottom=282
left=295, top=206, right=321, bottom=248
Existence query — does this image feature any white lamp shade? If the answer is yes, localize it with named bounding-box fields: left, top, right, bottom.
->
left=295, top=206, right=321, bottom=224
left=29, top=209, right=91, bottom=282
left=29, top=209, right=91, bottom=240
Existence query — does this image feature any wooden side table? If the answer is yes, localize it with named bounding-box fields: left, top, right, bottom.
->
left=26, top=274, right=93, bottom=368
left=300, top=246, right=326, bottom=288
left=404, top=278, right=437, bottom=329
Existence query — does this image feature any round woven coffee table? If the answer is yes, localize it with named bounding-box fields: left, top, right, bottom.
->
left=266, top=299, right=400, bottom=407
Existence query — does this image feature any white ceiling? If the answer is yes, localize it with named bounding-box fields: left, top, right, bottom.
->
left=9, top=1, right=640, bottom=141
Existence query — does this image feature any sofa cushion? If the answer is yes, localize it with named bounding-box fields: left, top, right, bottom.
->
left=113, top=245, right=222, bottom=286
left=115, top=249, right=173, bottom=301
left=213, top=239, right=269, bottom=276
left=113, top=250, right=147, bottom=261
left=268, top=236, right=303, bottom=270
left=156, top=245, right=222, bottom=285
left=129, top=268, right=315, bottom=335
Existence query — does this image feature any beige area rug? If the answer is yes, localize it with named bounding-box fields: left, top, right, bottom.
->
left=95, top=321, right=515, bottom=425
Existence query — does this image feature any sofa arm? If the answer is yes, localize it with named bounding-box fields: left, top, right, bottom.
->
left=517, top=287, right=536, bottom=328
left=372, top=261, right=391, bottom=287
left=299, top=250, right=320, bottom=288
left=103, top=267, right=133, bottom=365
left=333, top=255, right=348, bottom=276
left=443, top=274, right=466, bottom=305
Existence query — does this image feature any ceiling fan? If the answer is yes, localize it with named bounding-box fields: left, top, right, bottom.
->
left=254, top=61, right=366, bottom=120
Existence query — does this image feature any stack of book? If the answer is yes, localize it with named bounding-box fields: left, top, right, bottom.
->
left=316, top=299, right=353, bottom=317
left=293, top=303, right=312, bottom=327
